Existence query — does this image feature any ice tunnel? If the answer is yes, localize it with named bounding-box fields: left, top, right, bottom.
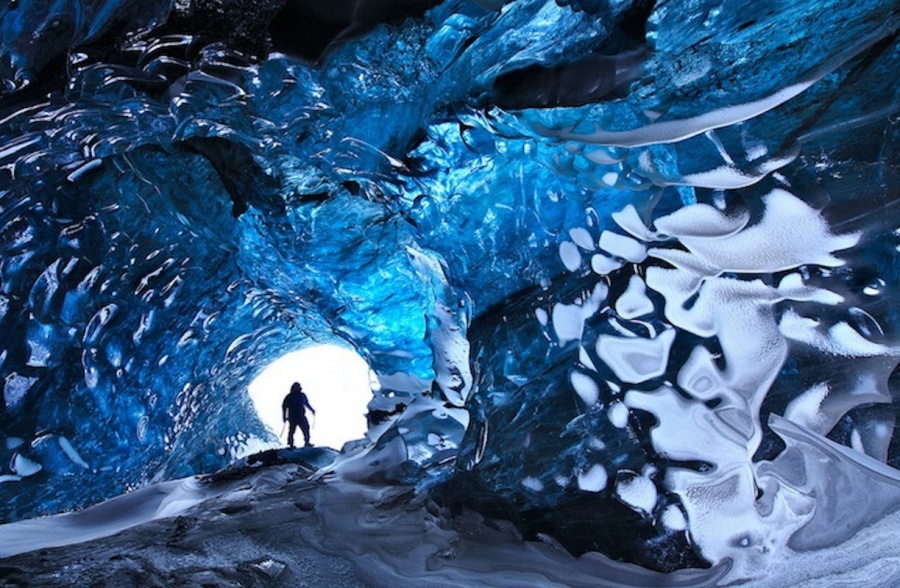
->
left=0, top=0, right=898, bottom=579
left=246, top=344, right=374, bottom=451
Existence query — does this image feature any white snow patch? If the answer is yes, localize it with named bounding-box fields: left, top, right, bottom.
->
left=652, top=190, right=859, bottom=272
left=850, top=428, right=865, bottom=454
left=559, top=241, right=582, bottom=271
left=577, top=464, right=608, bottom=492
left=58, top=436, right=89, bottom=469
left=616, top=474, right=657, bottom=514
left=551, top=283, right=607, bottom=345
left=599, top=231, right=647, bottom=263
left=11, top=454, right=41, bottom=477
left=570, top=371, right=600, bottom=406
left=579, top=345, right=597, bottom=371
left=591, top=254, right=623, bottom=275
left=549, top=80, right=817, bottom=147
left=779, top=311, right=895, bottom=357
left=608, top=401, right=629, bottom=428
left=615, top=275, right=654, bottom=319
left=4, top=373, right=36, bottom=409
left=596, top=329, right=676, bottom=384
left=776, top=273, right=844, bottom=305
left=680, top=151, right=795, bottom=189
left=588, top=437, right=606, bottom=450
left=661, top=504, right=687, bottom=531
left=553, top=303, right=587, bottom=344
left=677, top=346, right=725, bottom=401
left=568, top=227, right=595, bottom=251
left=612, top=205, right=659, bottom=242
left=521, top=477, right=544, bottom=492
left=653, top=203, right=749, bottom=238
left=783, top=383, right=830, bottom=432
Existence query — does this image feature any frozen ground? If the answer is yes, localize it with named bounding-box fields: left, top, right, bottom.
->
left=1, top=448, right=899, bottom=587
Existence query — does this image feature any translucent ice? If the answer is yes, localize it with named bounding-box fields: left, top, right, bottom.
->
left=596, top=329, right=676, bottom=384
left=0, top=0, right=898, bottom=582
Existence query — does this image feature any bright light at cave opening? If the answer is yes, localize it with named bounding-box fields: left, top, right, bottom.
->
left=247, top=345, right=374, bottom=451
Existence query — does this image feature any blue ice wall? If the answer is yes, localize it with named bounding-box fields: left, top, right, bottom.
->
left=0, top=0, right=898, bottom=578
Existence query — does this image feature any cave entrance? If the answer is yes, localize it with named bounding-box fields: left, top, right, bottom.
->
left=247, top=344, right=374, bottom=451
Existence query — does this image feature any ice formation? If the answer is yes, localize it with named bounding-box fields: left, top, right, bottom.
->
left=0, top=0, right=898, bottom=582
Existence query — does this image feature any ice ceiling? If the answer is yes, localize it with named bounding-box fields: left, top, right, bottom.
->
left=0, top=0, right=898, bottom=577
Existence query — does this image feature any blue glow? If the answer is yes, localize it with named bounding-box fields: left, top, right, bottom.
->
left=0, top=0, right=897, bottom=579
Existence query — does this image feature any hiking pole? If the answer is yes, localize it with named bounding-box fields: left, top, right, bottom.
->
left=279, top=420, right=286, bottom=439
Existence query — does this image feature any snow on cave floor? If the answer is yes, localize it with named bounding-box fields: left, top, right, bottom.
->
left=2, top=449, right=900, bottom=588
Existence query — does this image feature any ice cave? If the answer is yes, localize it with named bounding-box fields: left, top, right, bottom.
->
left=0, top=0, right=898, bottom=585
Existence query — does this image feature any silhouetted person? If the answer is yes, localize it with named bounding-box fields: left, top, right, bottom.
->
left=283, top=382, right=316, bottom=448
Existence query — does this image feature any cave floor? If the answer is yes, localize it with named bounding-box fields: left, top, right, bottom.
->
left=1, top=450, right=896, bottom=587
left=0, top=449, right=707, bottom=587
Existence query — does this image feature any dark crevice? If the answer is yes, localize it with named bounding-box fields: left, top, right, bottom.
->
left=269, top=0, right=441, bottom=63
left=178, top=138, right=282, bottom=218
left=493, top=48, right=649, bottom=110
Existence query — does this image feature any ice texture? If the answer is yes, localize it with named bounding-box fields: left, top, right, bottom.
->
left=0, top=0, right=898, bottom=582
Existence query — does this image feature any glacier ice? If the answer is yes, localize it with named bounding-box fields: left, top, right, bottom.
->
left=0, top=0, right=898, bottom=582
